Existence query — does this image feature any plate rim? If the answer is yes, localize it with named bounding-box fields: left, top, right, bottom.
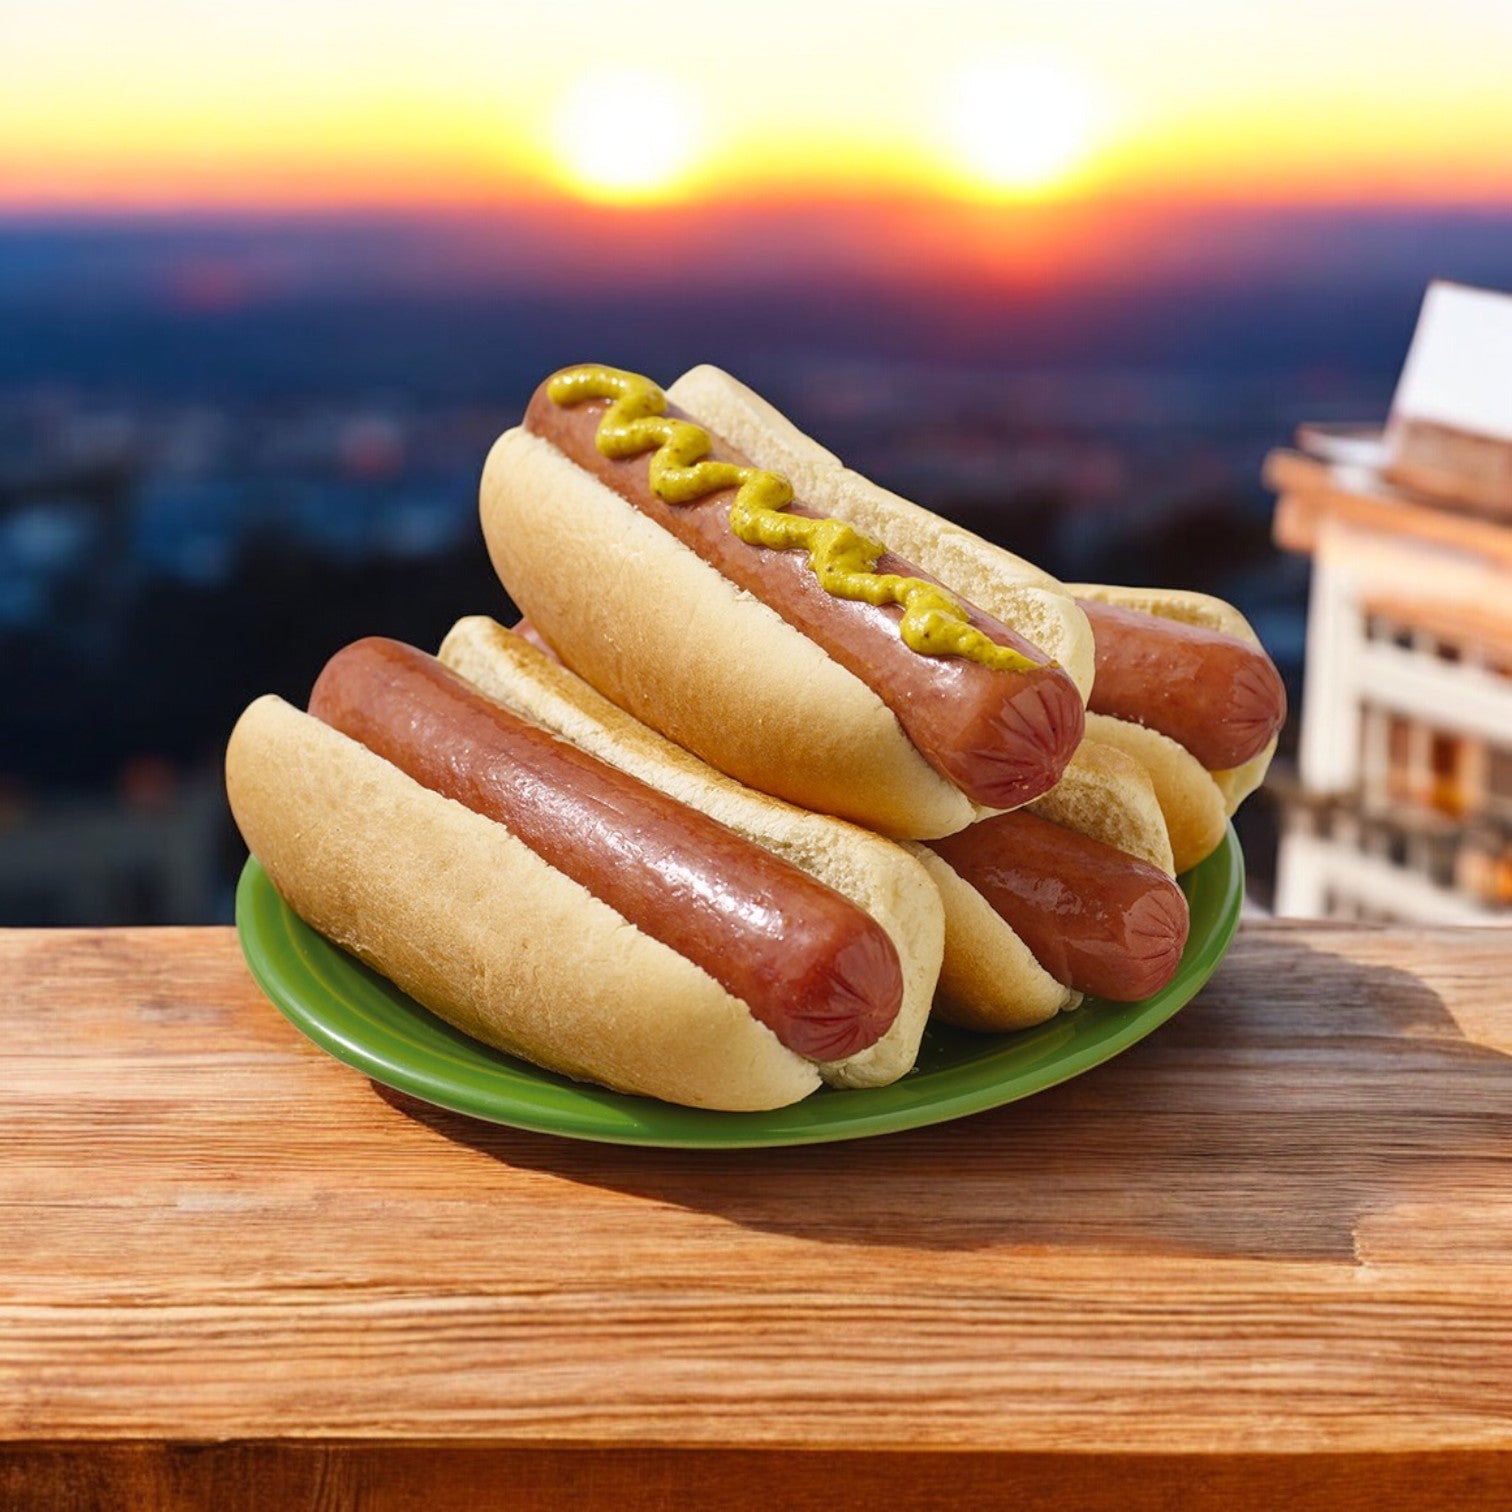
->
left=235, top=826, right=1244, bottom=1148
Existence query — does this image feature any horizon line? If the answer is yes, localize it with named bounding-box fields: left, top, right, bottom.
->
left=2, top=189, right=1512, bottom=227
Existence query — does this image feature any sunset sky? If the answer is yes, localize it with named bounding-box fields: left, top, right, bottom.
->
left=5, top=0, right=1512, bottom=212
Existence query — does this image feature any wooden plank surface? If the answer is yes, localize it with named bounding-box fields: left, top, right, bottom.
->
left=3, top=924, right=1511, bottom=1501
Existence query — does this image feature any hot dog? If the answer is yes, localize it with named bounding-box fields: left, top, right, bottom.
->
left=512, top=606, right=1188, bottom=1015
left=907, top=738, right=1187, bottom=1030
left=226, top=618, right=945, bottom=1110
left=481, top=364, right=1096, bottom=839
left=525, top=383, right=1083, bottom=813
left=1076, top=597, right=1286, bottom=772
left=309, top=638, right=901, bottom=1061
left=926, top=811, right=1188, bottom=1004
left=1069, top=584, right=1286, bottom=872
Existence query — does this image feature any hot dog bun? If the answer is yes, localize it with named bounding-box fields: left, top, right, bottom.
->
left=480, top=366, right=1093, bottom=840
left=907, top=739, right=1180, bottom=1031
left=1071, top=583, right=1279, bottom=872
left=226, top=621, right=944, bottom=1110
left=668, top=365, right=1094, bottom=701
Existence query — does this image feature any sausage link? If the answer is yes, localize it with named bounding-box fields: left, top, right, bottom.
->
left=309, top=637, right=903, bottom=1060
left=524, top=389, right=1084, bottom=811
left=1078, top=598, right=1286, bottom=771
left=927, top=809, right=1189, bottom=1001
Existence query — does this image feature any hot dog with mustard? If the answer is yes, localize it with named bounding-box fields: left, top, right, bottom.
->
left=481, top=363, right=1096, bottom=839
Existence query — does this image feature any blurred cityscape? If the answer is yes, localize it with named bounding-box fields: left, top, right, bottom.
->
left=6, top=205, right=1508, bottom=924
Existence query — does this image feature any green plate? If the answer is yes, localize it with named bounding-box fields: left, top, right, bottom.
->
left=235, top=828, right=1243, bottom=1148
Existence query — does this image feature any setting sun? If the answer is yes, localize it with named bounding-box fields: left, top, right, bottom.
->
left=938, top=58, right=1107, bottom=198
left=548, top=67, right=702, bottom=204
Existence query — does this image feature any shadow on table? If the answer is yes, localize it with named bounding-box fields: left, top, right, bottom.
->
left=372, top=936, right=1509, bottom=1263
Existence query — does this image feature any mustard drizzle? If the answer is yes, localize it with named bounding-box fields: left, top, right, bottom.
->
left=546, top=364, right=1040, bottom=673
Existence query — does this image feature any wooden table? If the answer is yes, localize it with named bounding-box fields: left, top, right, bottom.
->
left=5, top=924, right=1510, bottom=1509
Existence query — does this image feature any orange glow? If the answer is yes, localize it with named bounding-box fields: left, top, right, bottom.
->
left=4, top=132, right=1510, bottom=217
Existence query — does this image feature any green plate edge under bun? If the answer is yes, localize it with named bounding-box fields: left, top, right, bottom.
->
left=235, top=825, right=1243, bottom=1148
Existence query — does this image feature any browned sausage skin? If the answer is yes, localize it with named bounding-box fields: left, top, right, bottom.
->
left=1077, top=598, right=1286, bottom=771
left=308, top=637, right=903, bottom=1060
left=523, top=388, right=1085, bottom=812
left=926, top=809, right=1190, bottom=1001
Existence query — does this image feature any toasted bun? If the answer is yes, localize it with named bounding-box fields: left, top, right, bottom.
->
left=1070, top=582, right=1279, bottom=866
left=669, top=365, right=1096, bottom=702
left=1027, top=739, right=1175, bottom=878
left=227, top=696, right=819, bottom=1110
left=480, top=367, right=1094, bottom=839
left=480, top=426, right=976, bottom=839
left=1082, top=712, right=1228, bottom=875
left=908, top=737, right=1172, bottom=1032
left=1211, top=740, right=1276, bottom=814
left=1070, top=582, right=1257, bottom=644
left=908, top=846, right=1080, bottom=1031
left=438, top=616, right=944, bottom=1090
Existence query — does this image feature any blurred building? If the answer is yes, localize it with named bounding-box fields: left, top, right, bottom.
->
left=0, top=389, right=505, bottom=925
left=1270, top=282, right=1512, bottom=922
left=0, top=769, right=228, bottom=925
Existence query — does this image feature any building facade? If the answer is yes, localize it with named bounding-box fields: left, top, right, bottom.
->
left=1269, top=440, right=1512, bottom=922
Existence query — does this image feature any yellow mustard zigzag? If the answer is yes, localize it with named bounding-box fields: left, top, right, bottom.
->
left=546, top=364, right=1038, bottom=673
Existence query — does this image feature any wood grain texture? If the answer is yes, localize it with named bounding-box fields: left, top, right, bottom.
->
left=3, top=924, right=1511, bottom=1502
left=5, top=1445, right=1510, bottom=1512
